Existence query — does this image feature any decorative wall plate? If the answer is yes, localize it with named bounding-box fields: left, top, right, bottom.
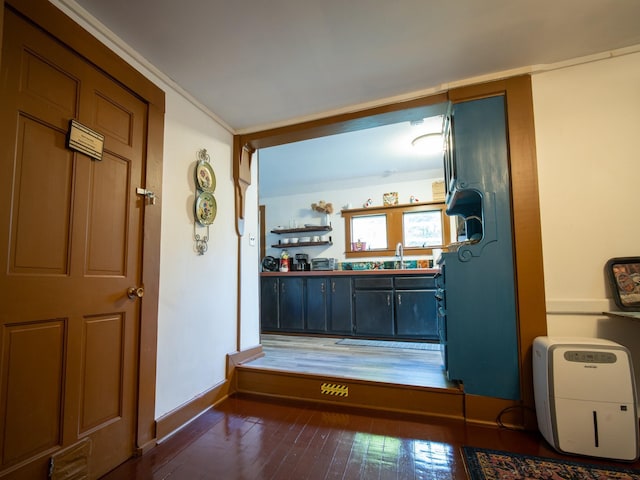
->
left=195, top=161, right=216, bottom=193
left=195, top=191, right=217, bottom=225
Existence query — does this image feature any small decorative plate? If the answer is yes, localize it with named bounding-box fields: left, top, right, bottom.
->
left=195, top=161, right=216, bottom=193
left=195, top=191, right=217, bottom=226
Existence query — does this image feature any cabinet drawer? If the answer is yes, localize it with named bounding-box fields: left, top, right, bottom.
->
left=394, top=276, right=435, bottom=289
left=353, top=277, right=393, bottom=289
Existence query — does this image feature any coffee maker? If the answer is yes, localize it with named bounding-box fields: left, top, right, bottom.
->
left=294, top=253, right=310, bottom=271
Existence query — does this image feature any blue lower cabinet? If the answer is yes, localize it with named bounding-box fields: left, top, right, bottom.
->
left=260, top=277, right=279, bottom=331
left=279, top=277, right=305, bottom=331
left=328, top=277, right=353, bottom=334
left=354, top=289, right=394, bottom=336
left=261, top=273, right=439, bottom=341
left=395, top=290, right=437, bottom=339
left=306, top=277, right=328, bottom=332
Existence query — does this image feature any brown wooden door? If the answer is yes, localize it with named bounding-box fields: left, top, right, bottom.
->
left=0, top=9, right=147, bottom=479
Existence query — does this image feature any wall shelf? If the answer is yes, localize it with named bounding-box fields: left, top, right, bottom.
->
left=271, top=225, right=332, bottom=235
left=272, top=241, right=332, bottom=248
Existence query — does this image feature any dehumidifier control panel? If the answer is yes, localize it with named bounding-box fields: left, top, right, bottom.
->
left=563, top=351, right=616, bottom=363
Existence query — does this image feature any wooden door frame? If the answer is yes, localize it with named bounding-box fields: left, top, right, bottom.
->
left=234, top=78, right=547, bottom=428
left=2, top=0, right=165, bottom=452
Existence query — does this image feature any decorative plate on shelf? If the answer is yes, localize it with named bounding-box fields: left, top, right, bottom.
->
left=194, top=191, right=217, bottom=225
left=195, top=161, right=216, bottom=193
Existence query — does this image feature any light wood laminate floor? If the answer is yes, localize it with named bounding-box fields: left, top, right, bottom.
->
left=245, top=334, right=457, bottom=390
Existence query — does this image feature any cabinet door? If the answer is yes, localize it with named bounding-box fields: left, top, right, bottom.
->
left=279, top=277, right=305, bottom=330
left=329, top=277, right=353, bottom=334
left=306, top=277, right=328, bottom=332
left=260, top=277, right=279, bottom=331
left=395, top=290, right=437, bottom=339
left=354, top=290, right=394, bottom=336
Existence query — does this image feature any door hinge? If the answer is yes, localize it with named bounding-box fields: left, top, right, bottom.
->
left=136, top=187, right=157, bottom=205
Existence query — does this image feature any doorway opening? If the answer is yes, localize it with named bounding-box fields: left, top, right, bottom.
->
left=251, top=101, right=453, bottom=390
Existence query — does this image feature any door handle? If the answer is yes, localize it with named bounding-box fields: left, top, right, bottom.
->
left=127, top=286, right=145, bottom=299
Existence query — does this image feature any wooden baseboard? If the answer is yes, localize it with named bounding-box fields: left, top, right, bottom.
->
left=226, top=344, right=264, bottom=394
left=155, top=380, right=230, bottom=441
left=227, top=345, right=264, bottom=376
left=464, top=394, right=534, bottom=429
left=235, top=366, right=465, bottom=421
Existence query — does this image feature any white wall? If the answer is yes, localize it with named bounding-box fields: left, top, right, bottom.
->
left=52, top=1, right=242, bottom=419
left=532, top=52, right=640, bottom=392
left=260, top=171, right=445, bottom=262
left=155, top=93, right=237, bottom=417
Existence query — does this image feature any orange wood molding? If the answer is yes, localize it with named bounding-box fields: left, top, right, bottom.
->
left=233, top=137, right=255, bottom=236
left=232, top=76, right=546, bottom=431
left=155, top=381, right=230, bottom=442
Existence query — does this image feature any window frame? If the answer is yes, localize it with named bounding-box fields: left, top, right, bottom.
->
left=342, top=201, right=451, bottom=259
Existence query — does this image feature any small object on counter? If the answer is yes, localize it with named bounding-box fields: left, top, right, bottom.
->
left=261, top=256, right=279, bottom=272
left=363, top=198, right=372, bottom=208
left=280, top=250, right=290, bottom=272
left=410, top=195, right=420, bottom=203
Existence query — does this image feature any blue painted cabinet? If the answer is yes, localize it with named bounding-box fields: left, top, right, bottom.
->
left=329, top=277, right=354, bottom=334
left=439, top=95, right=520, bottom=400
left=306, top=277, right=328, bottom=332
left=279, top=277, right=305, bottom=331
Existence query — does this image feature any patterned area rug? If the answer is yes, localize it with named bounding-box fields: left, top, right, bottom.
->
left=462, top=447, right=640, bottom=480
left=335, top=338, right=440, bottom=350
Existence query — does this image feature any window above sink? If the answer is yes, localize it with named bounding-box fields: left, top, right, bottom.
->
left=342, top=201, right=451, bottom=259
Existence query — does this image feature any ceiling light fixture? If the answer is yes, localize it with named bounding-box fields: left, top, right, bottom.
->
left=411, top=132, right=443, bottom=154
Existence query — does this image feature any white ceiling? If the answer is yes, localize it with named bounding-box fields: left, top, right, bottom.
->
left=68, top=0, right=640, bottom=194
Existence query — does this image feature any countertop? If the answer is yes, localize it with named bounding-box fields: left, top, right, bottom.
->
left=260, top=268, right=439, bottom=277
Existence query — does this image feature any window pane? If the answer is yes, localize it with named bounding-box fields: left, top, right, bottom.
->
left=403, top=211, right=442, bottom=247
left=351, top=214, right=387, bottom=250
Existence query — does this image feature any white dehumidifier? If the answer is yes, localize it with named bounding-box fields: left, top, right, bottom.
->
left=533, top=336, right=639, bottom=461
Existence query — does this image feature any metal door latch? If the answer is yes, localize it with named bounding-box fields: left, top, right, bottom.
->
left=136, top=187, right=157, bottom=205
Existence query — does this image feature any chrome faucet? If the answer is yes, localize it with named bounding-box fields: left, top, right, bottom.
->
left=395, top=242, right=404, bottom=269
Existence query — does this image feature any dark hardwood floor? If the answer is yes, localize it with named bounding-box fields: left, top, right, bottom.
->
left=102, top=394, right=640, bottom=479
left=102, top=335, right=639, bottom=479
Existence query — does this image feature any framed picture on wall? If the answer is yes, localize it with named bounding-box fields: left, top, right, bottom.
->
left=606, top=257, right=640, bottom=311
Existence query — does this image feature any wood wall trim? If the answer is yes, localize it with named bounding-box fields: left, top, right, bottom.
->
left=449, top=77, right=547, bottom=430
left=238, top=93, right=449, bottom=150
left=235, top=367, right=465, bottom=421
left=3, top=0, right=166, bottom=450
left=464, top=394, right=532, bottom=429
left=155, top=381, right=230, bottom=442
left=227, top=345, right=265, bottom=390
left=233, top=76, right=546, bottom=431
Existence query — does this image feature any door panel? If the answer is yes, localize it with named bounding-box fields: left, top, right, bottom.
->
left=80, top=313, right=125, bottom=433
left=19, top=49, right=80, bottom=129
left=1, top=320, right=65, bottom=466
left=0, top=9, right=146, bottom=478
left=10, top=117, right=74, bottom=275
left=85, top=153, right=129, bottom=276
